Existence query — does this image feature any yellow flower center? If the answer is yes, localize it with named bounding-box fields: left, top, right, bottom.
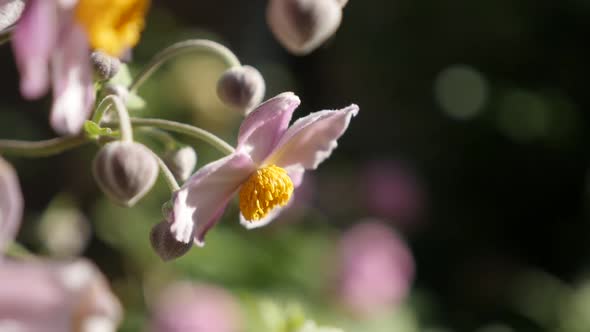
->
left=75, top=0, right=150, bottom=57
left=239, top=165, right=294, bottom=222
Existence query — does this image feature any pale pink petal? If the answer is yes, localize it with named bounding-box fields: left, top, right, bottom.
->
left=50, top=23, right=94, bottom=136
left=239, top=205, right=286, bottom=230
left=265, top=104, right=359, bottom=170
left=168, top=153, right=256, bottom=245
left=236, top=92, right=300, bottom=164
left=11, top=0, right=58, bottom=99
left=0, top=156, right=23, bottom=256
left=285, top=164, right=305, bottom=188
left=0, top=259, right=121, bottom=331
left=0, top=0, right=25, bottom=31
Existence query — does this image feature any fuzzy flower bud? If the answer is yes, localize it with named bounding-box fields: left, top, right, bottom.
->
left=91, top=51, right=121, bottom=81
left=0, top=0, right=24, bottom=31
left=266, top=0, right=343, bottom=55
left=93, top=141, right=158, bottom=207
left=217, top=65, right=265, bottom=115
left=163, top=146, right=197, bottom=182
left=150, top=221, right=193, bottom=261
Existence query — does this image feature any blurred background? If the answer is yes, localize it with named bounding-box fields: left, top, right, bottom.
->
left=2, top=0, right=590, bottom=331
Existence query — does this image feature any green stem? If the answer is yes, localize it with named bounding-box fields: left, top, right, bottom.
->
left=105, top=118, right=235, bottom=156
left=136, top=127, right=178, bottom=151
left=129, top=39, right=241, bottom=93
left=91, top=95, right=114, bottom=123
left=0, top=135, right=88, bottom=157
left=150, top=151, right=180, bottom=191
left=102, top=95, right=133, bottom=142
left=5, top=242, right=37, bottom=260
left=0, top=26, right=13, bottom=46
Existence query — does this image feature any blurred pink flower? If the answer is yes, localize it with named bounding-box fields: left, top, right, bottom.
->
left=0, top=259, right=122, bottom=332
left=0, top=156, right=23, bottom=256
left=149, top=282, right=242, bottom=332
left=335, top=220, right=415, bottom=316
left=360, top=160, right=426, bottom=230
left=12, top=0, right=94, bottom=135
left=166, top=92, right=358, bottom=249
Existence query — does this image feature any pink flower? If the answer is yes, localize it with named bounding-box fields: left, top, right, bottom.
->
left=0, top=156, right=22, bottom=256
left=335, top=220, right=414, bottom=316
left=0, top=259, right=122, bottom=332
left=12, top=0, right=94, bottom=136
left=148, top=282, right=242, bottom=332
left=360, top=160, right=426, bottom=231
left=167, top=92, right=358, bottom=247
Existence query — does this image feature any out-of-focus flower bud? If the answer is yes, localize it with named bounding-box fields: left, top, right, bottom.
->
left=91, top=51, right=121, bottom=81
left=266, top=0, right=343, bottom=55
left=333, top=220, right=414, bottom=317
left=93, top=141, right=158, bottom=207
left=148, top=282, right=242, bottom=332
left=150, top=221, right=193, bottom=261
left=217, top=65, right=265, bottom=115
left=0, top=156, right=22, bottom=255
left=0, top=259, right=122, bottom=332
left=0, top=0, right=24, bottom=31
left=38, top=201, right=91, bottom=258
left=336, top=0, right=348, bottom=7
left=163, top=146, right=197, bottom=182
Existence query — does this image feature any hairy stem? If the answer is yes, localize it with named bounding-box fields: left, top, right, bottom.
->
left=104, top=118, right=235, bottom=156
left=0, top=135, right=89, bottom=157
left=129, top=39, right=241, bottom=93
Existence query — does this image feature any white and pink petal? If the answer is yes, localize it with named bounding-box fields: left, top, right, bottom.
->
left=167, top=152, right=256, bottom=245
left=11, top=0, right=59, bottom=99
left=236, top=92, right=300, bottom=164
left=50, top=23, right=94, bottom=136
left=266, top=104, right=359, bottom=170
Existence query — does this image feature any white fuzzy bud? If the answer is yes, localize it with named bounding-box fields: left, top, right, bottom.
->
left=217, top=65, right=265, bottom=115
left=163, top=146, right=197, bottom=182
left=91, top=51, right=121, bottom=81
left=93, top=142, right=158, bottom=207
left=266, top=0, right=343, bottom=55
left=150, top=221, right=193, bottom=261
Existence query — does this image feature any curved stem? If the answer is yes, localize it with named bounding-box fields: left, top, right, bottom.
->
left=136, top=127, right=177, bottom=151
left=104, top=118, right=235, bottom=156
left=150, top=151, right=180, bottom=191
left=0, top=26, right=13, bottom=46
left=91, top=95, right=113, bottom=123
left=0, top=135, right=88, bottom=157
left=129, top=39, right=241, bottom=93
left=104, top=95, right=133, bottom=142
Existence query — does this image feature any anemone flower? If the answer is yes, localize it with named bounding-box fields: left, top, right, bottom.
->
left=148, top=282, right=242, bottom=332
left=0, top=259, right=122, bottom=332
left=167, top=92, right=358, bottom=246
left=11, top=0, right=148, bottom=135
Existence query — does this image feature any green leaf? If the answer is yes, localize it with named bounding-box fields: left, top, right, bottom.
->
left=109, top=64, right=133, bottom=86
left=126, top=92, right=146, bottom=110
left=84, top=120, right=115, bottom=139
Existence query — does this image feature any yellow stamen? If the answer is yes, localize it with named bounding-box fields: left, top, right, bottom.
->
left=75, top=0, right=150, bottom=57
left=239, top=165, right=294, bottom=222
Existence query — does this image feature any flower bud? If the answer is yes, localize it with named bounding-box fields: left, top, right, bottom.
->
left=91, top=51, right=122, bottom=81
left=337, top=0, right=348, bottom=7
left=0, top=0, right=24, bottom=32
left=0, top=156, right=22, bottom=254
left=163, top=146, right=197, bottom=182
left=93, top=141, right=159, bottom=207
left=150, top=221, right=193, bottom=261
left=217, top=65, right=265, bottom=115
left=266, top=0, right=343, bottom=55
